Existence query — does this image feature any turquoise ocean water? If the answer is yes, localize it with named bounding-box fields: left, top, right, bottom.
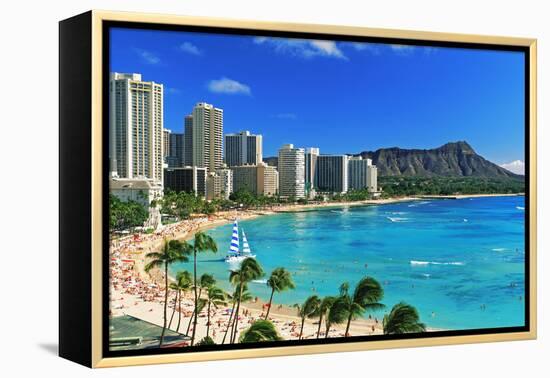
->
left=171, top=196, right=526, bottom=331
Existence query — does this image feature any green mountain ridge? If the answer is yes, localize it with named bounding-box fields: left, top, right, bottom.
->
left=264, top=141, right=522, bottom=179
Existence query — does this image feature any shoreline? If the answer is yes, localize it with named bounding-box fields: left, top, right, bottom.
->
left=110, top=192, right=522, bottom=344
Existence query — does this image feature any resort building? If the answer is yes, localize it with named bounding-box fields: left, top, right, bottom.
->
left=278, top=144, right=305, bottom=199
left=305, top=147, right=320, bottom=199
left=109, top=73, right=164, bottom=184
left=232, top=163, right=279, bottom=197
left=110, top=177, right=163, bottom=207
left=164, top=166, right=207, bottom=197
left=206, top=166, right=234, bottom=200
left=315, top=155, right=349, bottom=193
left=367, top=164, right=378, bottom=193
left=163, top=129, right=171, bottom=158
left=184, top=115, right=193, bottom=166
left=191, top=102, right=223, bottom=172
left=168, top=132, right=185, bottom=167
left=224, top=131, right=263, bottom=167
left=348, top=156, right=372, bottom=191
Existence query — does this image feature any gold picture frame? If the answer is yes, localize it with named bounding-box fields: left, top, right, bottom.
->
left=59, top=10, right=537, bottom=368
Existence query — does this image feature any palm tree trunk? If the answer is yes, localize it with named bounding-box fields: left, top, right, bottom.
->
left=345, top=313, right=352, bottom=337
left=186, top=308, right=195, bottom=335
left=191, top=249, right=198, bottom=346
left=206, top=300, right=211, bottom=338
left=265, top=288, right=275, bottom=320
left=231, top=278, right=244, bottom=344
left=168, top=290, right=178, bottom=329
left=316, top=313, right=323, bottom=339
left=176, top=290, right=183, bottom=332
left=160, top=261, right=169, bottom=346
left=325, top=322, right=331, bottom=339
left=344, top=314, right=351, bottom=337
left=222, top=300, right=236, bottom=344
left=299, top=316, right=305, bottom=340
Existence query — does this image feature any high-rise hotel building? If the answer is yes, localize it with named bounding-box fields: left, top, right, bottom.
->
left=305, top=147, right=320, bottom=197
left=232, top=163, right=278, bottom=197
left=348, top=156, right=378, bottom=192
left=348, top=156, right=371, bottom=190
left=206, top=166, right=234, bottom=200
left=168, top=132, right=185, bottom=167
left=109, top=73, right=164, bottom=184
left=278, top=144, right=305, bottom=199
left=192, top=103, right=223, bottom=172
left=316, top=155, right=349, bottom=193
left=224, top=131, right=263, bottom=167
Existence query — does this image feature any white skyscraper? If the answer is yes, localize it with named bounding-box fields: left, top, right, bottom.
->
left=109, top=73, right=164, bottom=184
left=224, top=131, right=263, bottom=167
left=278, top=144, right=305, bottom=199
left=367, top=165, right=378, bottom=193
left=192, top=102, right=223, bottom=172
left=348, top=156, right=372, bottom=191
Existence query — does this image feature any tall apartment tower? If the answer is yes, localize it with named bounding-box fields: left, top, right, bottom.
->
left=192, top=103, right=223, bottom=172
left=278, top=144, right=305, bottom=199
left=304, top=147, right=320, bottom=197
left=348, top=156, right=372, bottom=190
left=224, top=131, right=263, bottom=167
left=109, top=73, right=164, bottom=184
left=184, top=115, right=193, bottom=166
left=316, top=155, right=349, bottom=193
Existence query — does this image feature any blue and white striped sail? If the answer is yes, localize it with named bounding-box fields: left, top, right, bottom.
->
left=228, top=221, right=240, bottom=255
left=242, top=230, right=252, bottom=255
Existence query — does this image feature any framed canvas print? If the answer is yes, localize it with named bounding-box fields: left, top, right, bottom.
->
left=59, top=10, right=537, bottom=368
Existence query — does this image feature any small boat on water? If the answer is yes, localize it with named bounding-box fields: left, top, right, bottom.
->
left=225, top=220, right=256, bottom=263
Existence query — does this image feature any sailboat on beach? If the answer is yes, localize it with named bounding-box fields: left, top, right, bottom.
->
left=225, top=220, right=256, bottom=263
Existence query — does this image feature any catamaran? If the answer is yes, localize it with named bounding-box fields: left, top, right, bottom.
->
left=225, top=220, right=256, bottom=263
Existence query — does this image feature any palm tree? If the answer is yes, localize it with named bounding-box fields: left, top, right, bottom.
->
left=229, top=257, right=264, bottom=343
left=222, top=284, right=252, bottom=345
left=196, top=336, right=216, bottom=346
left=383, top=302, right=426, bottom=334
left=185, top=273, right=216, bottom=335
left=313, top=296, right=336, bottom=338
left=325, top=296, right=348, bottom=339
left=265, top=268, right=295, bottom=319
left=335, top=277, right=385, bottom=337
left=188, top=232, right=218, bottom=346
left=206, top=286, right=227, bottom=338
left=144, top=239, right=191, bottom=346
left=294, top=295, right=321, bottom=340
left=239, top=320, right=282, bottom=343
left=168, top=270, right=192, bottom=332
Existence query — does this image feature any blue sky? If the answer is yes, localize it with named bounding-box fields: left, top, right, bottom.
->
left=110, top=28, right=525, bottom=166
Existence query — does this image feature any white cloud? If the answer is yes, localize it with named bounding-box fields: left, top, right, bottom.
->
left=207, top=77, right=251, bottom=95
left=179, top=42, right=202, bottom=56
left=390, top=44, right=415, bottom=56
left=347, top=42, right=381, bottom=55
left=134, top=48, right=160, bottom=64
left=500, top=160, right=525, bottom=175
left=253, top=37, right=347, bottom=60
